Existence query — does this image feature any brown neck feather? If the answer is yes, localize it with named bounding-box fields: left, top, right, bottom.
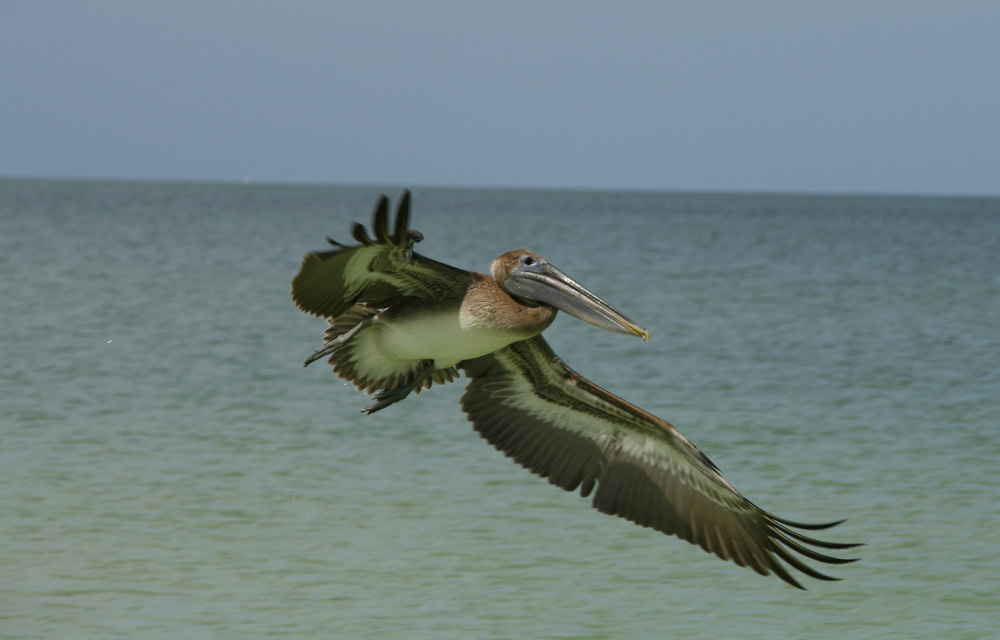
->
left=466, top=274, right=556, bottom=338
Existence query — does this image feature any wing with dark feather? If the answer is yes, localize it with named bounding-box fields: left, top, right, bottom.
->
left=291, top=190, right=473, bottom=319
left=459, top=335, right=859, bottom=589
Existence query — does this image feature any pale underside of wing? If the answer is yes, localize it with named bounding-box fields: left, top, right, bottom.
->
left=318, top=303, right=460, bottom=394
left=458, top=336, right=858, bottom=589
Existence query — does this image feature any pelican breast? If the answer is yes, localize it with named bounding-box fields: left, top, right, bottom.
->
left=377, top=274, right=556, bottom=369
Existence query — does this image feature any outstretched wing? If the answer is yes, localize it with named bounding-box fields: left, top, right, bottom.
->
left=291, top=190, right=473, bottom=319
left=459, top=335, right=859, bottom=589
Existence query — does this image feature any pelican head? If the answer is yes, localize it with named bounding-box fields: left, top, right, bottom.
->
left=492, top=250, right=650, bottom=341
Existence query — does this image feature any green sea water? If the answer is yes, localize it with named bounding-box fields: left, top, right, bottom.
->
left=2, top=179, right=998, bottom=638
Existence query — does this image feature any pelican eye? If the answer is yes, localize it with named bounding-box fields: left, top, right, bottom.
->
left=520, top=255, right=537, bottom=266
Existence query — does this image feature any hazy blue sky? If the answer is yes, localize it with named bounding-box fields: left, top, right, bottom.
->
left=2, top=1, right=998, bottom=195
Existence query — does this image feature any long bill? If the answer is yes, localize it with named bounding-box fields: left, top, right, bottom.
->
left=503, top=260, right=651, bottom=341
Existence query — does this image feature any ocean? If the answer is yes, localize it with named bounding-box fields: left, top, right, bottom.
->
left=1, top=179, right=998, bottom=639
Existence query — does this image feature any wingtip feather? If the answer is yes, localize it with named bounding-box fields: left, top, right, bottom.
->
left=394, top=190, right=412, bottom=246
left=373, top=194, right=391, bottom=242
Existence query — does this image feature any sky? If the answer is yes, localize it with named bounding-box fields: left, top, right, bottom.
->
left=2, top=1, right=998, bottom=196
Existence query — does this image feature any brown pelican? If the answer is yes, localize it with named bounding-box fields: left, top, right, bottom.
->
left=292, top=191, right=859, bottom=589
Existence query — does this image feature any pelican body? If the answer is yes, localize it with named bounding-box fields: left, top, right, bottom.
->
left=292, top=191, right=858, bottom=589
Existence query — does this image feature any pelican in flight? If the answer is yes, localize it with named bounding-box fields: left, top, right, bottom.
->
left=292, top=191, right=858, bottom=589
